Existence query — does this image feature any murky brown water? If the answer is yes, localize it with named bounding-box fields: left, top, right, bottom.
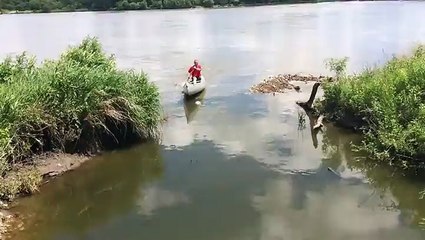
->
left=1, top=1, right=425, bottom=240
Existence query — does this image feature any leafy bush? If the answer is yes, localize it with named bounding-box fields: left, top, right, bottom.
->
left=216, top=0, right=228, bottom=5
left=0, top=168, right=41, bottom=200
left=0, top=36, right=162, bottom=200
left=325, top=57, right=349, bottom=79
left=230, top=0, right=241, bottom=6
left=163, top=0, right=193, bottom=8
left=320, top=45, right=425, bottom=165
left=150, top=0, right=163, bottom=9
left=201, top=0, right=214, bottom=7
left=116, top=0, right=148, bottom=10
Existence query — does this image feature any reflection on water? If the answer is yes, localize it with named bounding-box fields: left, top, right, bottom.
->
left=11, top=144, right=163, bottom=239
left=10, top=82, right=425, bottom=240
left=183, top=90, right=206, bottom=123
left=320, top=124, right=425, bottom=231
left=252, top=179, right=421, bottom=240
left=135, top=186, right=190, bottom=216
left=2, top=1, right=425, bottom=240
left=163, top=82, right=326, bottom=173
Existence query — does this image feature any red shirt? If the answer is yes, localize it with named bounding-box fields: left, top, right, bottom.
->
left=188, top=64, right=202, bottom=77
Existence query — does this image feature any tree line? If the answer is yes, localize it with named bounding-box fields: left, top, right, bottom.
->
left=0, top=0, right=318, bottom=12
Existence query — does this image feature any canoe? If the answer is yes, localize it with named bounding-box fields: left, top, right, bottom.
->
left=182, top=76, right=206, bottom=96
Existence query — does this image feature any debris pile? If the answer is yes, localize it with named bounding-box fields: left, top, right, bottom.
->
left=250, top=74, right=329, bottom=94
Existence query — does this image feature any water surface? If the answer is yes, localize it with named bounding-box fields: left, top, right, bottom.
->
left=1, top=1, right=425, bottom=240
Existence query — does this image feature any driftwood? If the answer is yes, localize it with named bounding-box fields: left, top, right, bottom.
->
left=296, top=82, right=325, bottom=148
left=313, top=115, right=324, bottom=130
left=296, top=82, right=325, bottom=128
left=296, top=82, right=321, bottom=111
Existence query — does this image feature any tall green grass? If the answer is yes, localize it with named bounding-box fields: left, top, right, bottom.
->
left=0, top=37, right=162, bottom=200
left=320, top=45, right=425, bottom=165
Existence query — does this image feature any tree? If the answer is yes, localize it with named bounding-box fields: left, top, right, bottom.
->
left=201, top=0, right=214, bottom=7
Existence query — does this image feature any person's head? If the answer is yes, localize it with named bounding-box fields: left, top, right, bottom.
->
left=194, top=59, right=199, bottom=66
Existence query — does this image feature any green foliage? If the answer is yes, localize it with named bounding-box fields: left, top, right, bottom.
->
left=320, top=45, right=425, bottom=165
left=163, top=0, right=194, bottom=9
left=116, top=0, right=148, bottom=10
left=325, top=57, right=348, bottom=79
left=0, top=0, right=318, bottom=12
left=0, top=168, right=41, bottom=200
left=201, top=0, right=214, bottom=7
left=0, top=36, right=162, bottom=200
left=230, top=0, right=241, bottom=5
left=150, top=0, right=163, bottom=9
left=216, top=0, right=228, bottom=5
left=28, top=0, right=60, bottom=12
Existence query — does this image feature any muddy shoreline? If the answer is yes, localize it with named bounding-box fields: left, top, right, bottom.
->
left=0, top=152, right=90, bottom=239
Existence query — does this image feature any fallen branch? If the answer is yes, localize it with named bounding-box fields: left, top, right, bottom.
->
left=296, top=82, right=321, bottom=111
left=296, top=82, right=325, bottom=149
left=313, top=115, right=324, bottom=130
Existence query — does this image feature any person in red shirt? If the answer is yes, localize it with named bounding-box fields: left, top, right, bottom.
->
left=187, top=59, right=202, bottom=83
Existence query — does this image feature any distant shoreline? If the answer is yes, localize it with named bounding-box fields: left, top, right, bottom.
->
left=0, top=1, right=393, bottom=15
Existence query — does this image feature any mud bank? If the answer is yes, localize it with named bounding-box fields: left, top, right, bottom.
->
left=0, top=153, right=90, bottom=239
left=33, top=153, right=90, bottom=180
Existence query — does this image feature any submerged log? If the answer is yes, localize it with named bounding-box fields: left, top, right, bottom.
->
left=313, top=115, right=324, bottom=130
left=296, top=82, right=325, bottom=148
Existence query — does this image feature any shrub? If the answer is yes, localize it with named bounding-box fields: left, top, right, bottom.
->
left=230, top=0, right=241, bottom=6
left=201, top=0, right=214, bottom=7
left=0, top=36, right=162, bottom=200
left=150, top=1, right=163, bottom=9
left=163, top=0, right=193, bottom=8
left=0, top=168, right=41, bottom=201
left=324, top=57, right=348, bottom=80
left=320, top=45, right=425, bottom=165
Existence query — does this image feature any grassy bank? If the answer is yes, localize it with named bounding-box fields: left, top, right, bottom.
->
left=0, top=37, right=162, bottom=201
left=320, top=45, right=425, bottom=166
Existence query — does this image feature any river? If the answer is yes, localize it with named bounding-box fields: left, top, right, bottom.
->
left=1, top=1, right=425, bottom=240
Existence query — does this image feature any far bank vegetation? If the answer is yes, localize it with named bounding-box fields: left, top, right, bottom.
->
left=0, top=0, right=318, bottom=13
